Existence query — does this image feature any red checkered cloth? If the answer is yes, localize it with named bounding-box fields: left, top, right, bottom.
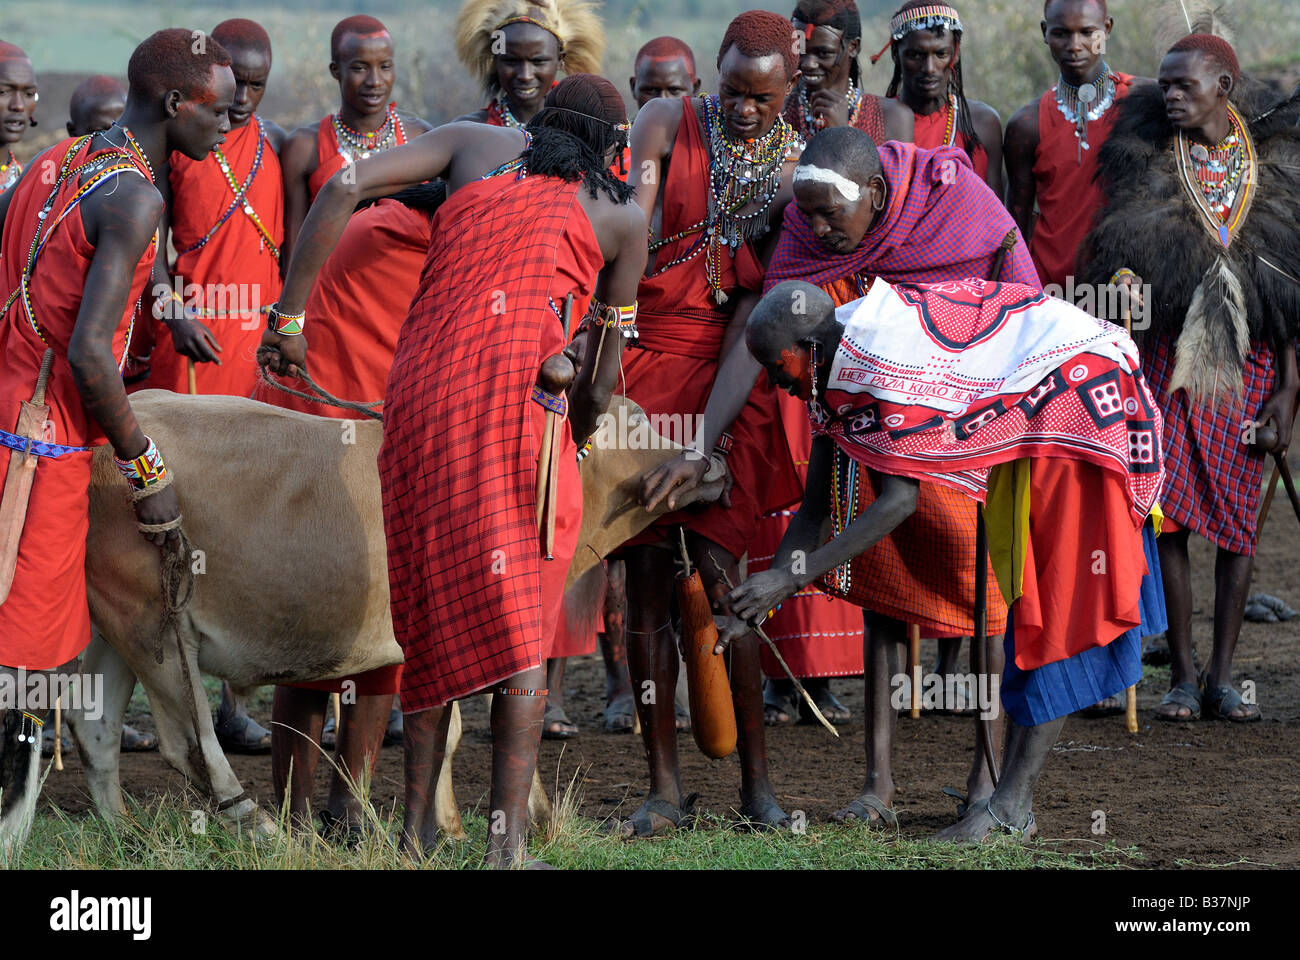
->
left=379, top=170, right=599, bottom=710
left=766, top=141, right=1040, bottom=293
left=1142, top=332, right=1276, bottom=555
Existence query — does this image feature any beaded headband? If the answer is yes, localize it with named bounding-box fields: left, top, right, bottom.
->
left=870, top=4, right=962, bottom=63
left=543, top=105, right=630, bottom=132
left=494, top=15, right=564, bottom=46
left=794, top=164, right=861, bottom=201
left=890, top=4, right=962, bottom=39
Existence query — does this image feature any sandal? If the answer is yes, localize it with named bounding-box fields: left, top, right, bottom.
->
left=734, top=791, right=791, bottom=832
left=831, top=793, right=898, bottom=828
left=601, top=691, right=636, bottom=734
left=616, top=793, right=698, bottom=839
left=1155, top=681, right=1202, bottom=722
left=980, top=798, right=1038, bottom=843
left=763, top=680, right=798, bottom=726
left=1202, top=682, right=1261, bottom=722
left=802, top=679, right=851, bottom=725
left=542, top=701, right=579, bottom=740
left=214, top=711, right=273, bottom=754
left=120, top=724, right=158, bottom=752
left=942, top=786, right=970, bottom=819
left=1077, top=695, right=1125, bottom=719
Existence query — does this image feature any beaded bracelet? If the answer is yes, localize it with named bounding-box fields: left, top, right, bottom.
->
left=531, top=384, right=568, bottom=419
left=585, top=299, right=639, bottom=340
left=714, top=431, right=735, bottom=457
left=266, top=302, right=306, bottom=336
left=576, top=436, right=594, bottom=463
left=113, top=436, right=167, bottom=491
left=154, top=289, right=184, bottom=321
left=1109, top=268, right=1136, bottom=286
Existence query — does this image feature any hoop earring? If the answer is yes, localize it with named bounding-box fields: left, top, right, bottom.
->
left=808, top=340, right=820, bottom=403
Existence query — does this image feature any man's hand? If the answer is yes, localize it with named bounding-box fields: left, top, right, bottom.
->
left=639, top=452, right=709, bottom=512
left=1114, top=270, right=1144, bottom=316
left=163, top=311, right=222, bottom=365
left=1255, top=387, right=1298, bottom=457
left=133, top=485, right=182, bottom=547
left=259, top=329, right=308, bottom=377
left=712, top=614, right=751, bottom=655
left=724, top=568, right=799, bottom=627
left=807, top=88, right=850, bottom=130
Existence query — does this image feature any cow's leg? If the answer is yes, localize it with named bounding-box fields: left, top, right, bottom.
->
left=64, top=632, right=136, bottom=818
left=325, top=692, right=389, bottom=831
left=400, top=704, right=451, bottom=855
left=270, top=685, right=327, bottom=827
left=123, top=630, right=269, bottom=835
left=0, top=680, right=44, bottom=864
left=433, top=701, right=466, bottom=840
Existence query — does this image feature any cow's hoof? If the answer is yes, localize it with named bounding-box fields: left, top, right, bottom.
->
left=222, top=800, right=278, bottom=838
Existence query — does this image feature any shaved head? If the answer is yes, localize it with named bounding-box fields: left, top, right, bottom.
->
left=67, top=75, right=126, bottom=137
left=801, top=124, right=881, bottom=180
left=748, top=281, right=839, bottom=400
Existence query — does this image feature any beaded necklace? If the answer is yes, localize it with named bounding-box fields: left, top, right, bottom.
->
left=178, top=117, right=278, bottom=261
left=1, top=136, right=153, bottom=362
left=1054, top=64, right=1118, bottom=164
left=647, top=98, right=802, bottom=304
left=1176, top=103, right=1256, bottom=248
left=332, top=104, right=404, bottom=160
left=492, top=90, right=527, bottom=129
left=828, top=444, right=860, bottom=595
left=0, top=149, right=21, bottom=194
left=798, top=81, right=863, bottom=134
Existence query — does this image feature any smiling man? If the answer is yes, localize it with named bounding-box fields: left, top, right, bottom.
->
left=0, top=28, right=233, bottom=854
left=0, top=41, right=37, bottom=196
left=1081, top=31, right=1300, bottom=724
left=280, top=15, right=431, bottom=262
left=614, top=9, right=806, bottom=838
left=456, top=0, right=605, bottom=128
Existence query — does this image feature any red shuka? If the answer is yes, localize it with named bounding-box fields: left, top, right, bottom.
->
left=308, top=108, right=410, bottom=202
left=380, top=171, right=601, bottom=710
left=910, top=99, right=989, bottom=182
left=620, top=97, right=801, bottom=559
left=254, top=198, right=433, bottom=696
left=149, top=118, right=283, bottom=398
left=0, top=138, right=156, bottom=668
left=1029, top=74, right=1135, bottom=289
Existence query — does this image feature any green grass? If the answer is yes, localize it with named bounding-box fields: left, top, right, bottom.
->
left=17, top=783, right=1144, bottom=870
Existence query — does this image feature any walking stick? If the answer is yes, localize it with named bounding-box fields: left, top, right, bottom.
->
left=54, top=695, right=63, bottom=772
left=332, top=692, right=342, bottom=738
left=908, top=624, right=921, bottom=718
left=1254, top=393, right=1300, bottom=535
left=1122, top=303, right=1139, bottom=733
left=187, top=359, right=197, bottom=396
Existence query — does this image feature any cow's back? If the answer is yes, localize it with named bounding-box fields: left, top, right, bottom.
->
left=87, top=392, right=401, bottom=686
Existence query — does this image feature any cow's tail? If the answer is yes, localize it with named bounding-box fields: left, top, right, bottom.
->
left=0, top=708, right=43, bottom=865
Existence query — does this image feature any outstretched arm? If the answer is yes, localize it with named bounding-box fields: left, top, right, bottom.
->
left=717, top=464, right=918, bottom=648
left=262, top=123, right=518, bottom=373
left=72, top=178, right=180, bottom=544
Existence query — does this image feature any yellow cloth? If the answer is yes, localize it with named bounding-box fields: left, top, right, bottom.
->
left=984, top=459, right=1032, bottom=606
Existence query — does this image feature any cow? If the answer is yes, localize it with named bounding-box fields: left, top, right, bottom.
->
left=14, top=390, right=723, bottom=852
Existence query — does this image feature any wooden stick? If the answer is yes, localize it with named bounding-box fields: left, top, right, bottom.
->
left=54, top=695, right=63, bottom=772
left=1274, top=450, right=1300, bottom=529
left=974, top=505, right=998, bottom=785
left=186, top=359, right=197, bottom=396
left=711, top=557, right=838, bottom=739
left=1125, top=685, right=1138, bottom=734
left=332, top=692, right=342, bottom=734
left=908, top=624, right=921, bottom=719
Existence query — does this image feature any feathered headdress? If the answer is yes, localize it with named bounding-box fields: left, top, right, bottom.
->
left=455, top=0, right=606, bottom=93
left=1156, top=0, right=1235, bottom=60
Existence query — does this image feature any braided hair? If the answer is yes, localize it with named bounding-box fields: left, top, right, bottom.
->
left=884, top=1, right=982, bottom=153
left=357, top=181, right=448, bottom=215
left=792, top=0, right=863, bottom=86
left=524, top=74, right=634, bottom=204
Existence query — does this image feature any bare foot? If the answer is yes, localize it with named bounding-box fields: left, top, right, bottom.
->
left=932, top=798, right=1036, bottom=844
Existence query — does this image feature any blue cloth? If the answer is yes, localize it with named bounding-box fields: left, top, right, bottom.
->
left=1000, top=523, right=1159, bottom=725
left=0, top=427, right=87, bottom=459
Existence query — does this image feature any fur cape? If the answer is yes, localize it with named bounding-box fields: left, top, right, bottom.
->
left=1080, top=81, right=1300, bottom=405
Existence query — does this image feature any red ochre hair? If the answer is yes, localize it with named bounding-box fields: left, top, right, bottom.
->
left=717, top=10, right=800, bottom=78
left=212, top=18, right=272, bottom=58
left=0, top=40, right=30, bottom=62
left=636, top=36, right=697, bottom=76
left=1169, top=32, right=1240, bottom=85
left=127, top=28, right=232, bottom=103
left=330, top=14, right=390, bottom=61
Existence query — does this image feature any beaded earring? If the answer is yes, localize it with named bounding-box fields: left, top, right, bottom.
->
left=808, top=339, right=820, bottom=404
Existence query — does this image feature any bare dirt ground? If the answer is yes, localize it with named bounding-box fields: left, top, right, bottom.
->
left=41, top=496, right=1300, bottom=869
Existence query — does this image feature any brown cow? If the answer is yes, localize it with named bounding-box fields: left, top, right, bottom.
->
left=58, top=390, right=722, bottom=843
